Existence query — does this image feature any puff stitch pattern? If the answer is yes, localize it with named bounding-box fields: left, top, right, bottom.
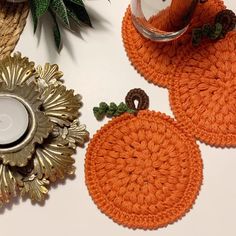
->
left=122, top=0, right=225, bottom=88
left=169, top=31, right=236, bottom=147
left=85, top=110, right=203, bottom=229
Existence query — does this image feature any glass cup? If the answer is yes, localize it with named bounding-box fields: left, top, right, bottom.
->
left=130, top=0, right=199, bottom=42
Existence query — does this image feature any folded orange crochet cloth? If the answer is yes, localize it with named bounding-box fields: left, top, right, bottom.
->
left=122, top=0, right=225, bottom=88
left=85, top=110, right=203, bottom=229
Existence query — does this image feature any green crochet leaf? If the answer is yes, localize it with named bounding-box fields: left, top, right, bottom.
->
left=209, top=23, right=223, bottom=40
left=93, top=102, right=135, bottom=120
left=50, top=0, right=70, bottom=28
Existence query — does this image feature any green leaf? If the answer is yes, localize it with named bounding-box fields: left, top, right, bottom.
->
left=53, top=21, right=62, bottom=51
left=29, top=0, right=51, bottom=32
left=29, top=0, right=38, bottom=32
left=50, top=10, right=62, bottom=51
left=70, top=0, right=84, bottom=6
left=35, top=0, right=50, bottom=18
left=65, top=1, right=92, bottom=27
left=66, top=6, right=82, bottom=26
left=50, top=0, right=70, bottom=28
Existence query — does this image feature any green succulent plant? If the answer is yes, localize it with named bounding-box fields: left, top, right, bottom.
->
left=29, top=0, right=92, bottom=50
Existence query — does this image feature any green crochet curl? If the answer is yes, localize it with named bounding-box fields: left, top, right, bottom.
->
left=192, top=23, right=223, bottom=46
left=93, top=102, right=135, bottom=120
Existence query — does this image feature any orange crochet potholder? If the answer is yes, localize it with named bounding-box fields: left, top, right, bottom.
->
left=85, top=89, right=203, bottom=230
left=122, top=0, right=225, bottom=88
left=169, top=31, right=236, bottom=147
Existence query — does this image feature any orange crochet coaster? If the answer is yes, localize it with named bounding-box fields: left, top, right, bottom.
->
left=169, top=31, right=236, bottom=147
left=85, top=110, right=203, bottom=229
left=122, top=0, right=225, bottom=88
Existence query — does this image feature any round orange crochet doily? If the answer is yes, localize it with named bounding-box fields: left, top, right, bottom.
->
left=169, top=31, right=236, bottom=147
left=85, top=110, right=203, bottom=229
left=122, top=0, right=225, bottom=88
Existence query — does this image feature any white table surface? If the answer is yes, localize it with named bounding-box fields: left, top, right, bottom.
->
left=1, top=1, right=236, bottom=235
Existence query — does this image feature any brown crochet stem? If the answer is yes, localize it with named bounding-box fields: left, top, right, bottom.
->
left=0, top=1, right=29, bottom=59
left=215, top=9, right=236, bottom=36
left=125, top=88, right=149, bottom=111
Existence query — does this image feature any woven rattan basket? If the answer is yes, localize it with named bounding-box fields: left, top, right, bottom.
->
left=0, top=0, right=29, bottom=59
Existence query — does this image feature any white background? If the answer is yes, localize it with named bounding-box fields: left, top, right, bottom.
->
left=1, top=0, right=235, bottom=235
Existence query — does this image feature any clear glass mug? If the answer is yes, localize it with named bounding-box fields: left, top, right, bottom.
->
left=130, top=0, right=199, bottom=42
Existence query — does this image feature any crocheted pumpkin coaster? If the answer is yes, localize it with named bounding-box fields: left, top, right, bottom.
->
left=122, top=0, right=225, bottom=88
left=169, top=31, right=236, bottom=147
left=86, top=89, right=203, bottom=230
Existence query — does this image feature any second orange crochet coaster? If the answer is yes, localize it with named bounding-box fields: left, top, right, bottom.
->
left=169, top=31, right=236, bottom=147
left=122, top=0, right=225, bottom=88
left=85, top=110, right=203, bottom=229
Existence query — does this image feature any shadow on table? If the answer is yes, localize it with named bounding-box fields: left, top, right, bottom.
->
left=31, top=6, right=111, bottom=62
left=0, top=174, right=76, bottom=214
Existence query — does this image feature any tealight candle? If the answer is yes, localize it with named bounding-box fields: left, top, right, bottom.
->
left=0, top=97, right=29, bottom=145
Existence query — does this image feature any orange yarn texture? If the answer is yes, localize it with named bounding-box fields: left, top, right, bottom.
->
left=85, top=111, right=203, bottom=229
left=169, top=31, right=236, bottom=147
left=122, top=0, right=225, bottom=88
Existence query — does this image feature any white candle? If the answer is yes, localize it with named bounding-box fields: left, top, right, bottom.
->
left=0, top=97, right=29, bottom=145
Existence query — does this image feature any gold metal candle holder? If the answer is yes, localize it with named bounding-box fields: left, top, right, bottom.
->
left=0, top=53, right=89, bottom=205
